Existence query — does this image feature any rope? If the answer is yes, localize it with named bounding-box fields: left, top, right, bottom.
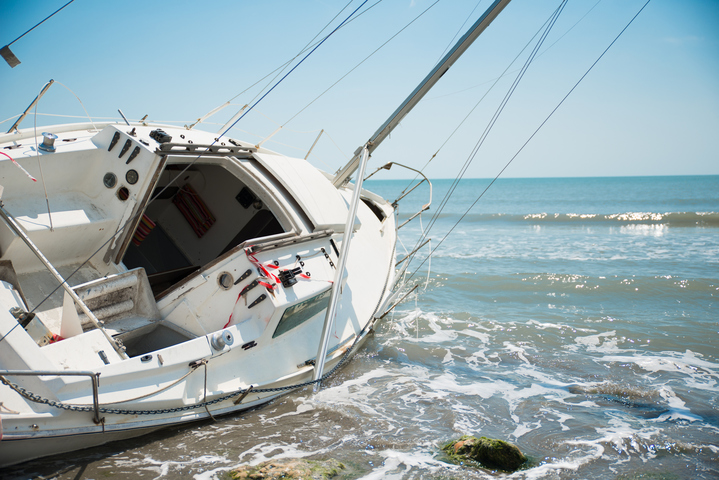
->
left=406, top=0, right=653, bottom=282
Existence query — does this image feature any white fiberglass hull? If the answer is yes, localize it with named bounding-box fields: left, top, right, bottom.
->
left=0, top=123, right=399, bottom=467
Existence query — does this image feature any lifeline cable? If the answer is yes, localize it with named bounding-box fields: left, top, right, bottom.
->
left=405, top=0, right=653, bottom=282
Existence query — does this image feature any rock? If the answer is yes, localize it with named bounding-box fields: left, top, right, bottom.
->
left=228, top=458, right=345, bottom=479
left=442, top=435, right=527, bottom=472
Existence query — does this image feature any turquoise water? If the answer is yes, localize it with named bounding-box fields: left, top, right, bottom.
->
left=6, top=176, right=718, bottom=479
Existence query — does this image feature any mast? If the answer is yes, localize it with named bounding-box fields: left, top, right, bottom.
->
left=332, top=0, right=512, bottom=187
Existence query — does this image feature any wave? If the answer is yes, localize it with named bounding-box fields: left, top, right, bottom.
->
left=402, top=211, right=719, bottom=227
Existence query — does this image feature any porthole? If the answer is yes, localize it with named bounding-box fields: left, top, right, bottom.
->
left=126, top=169, right=139, bottom=185
left=117, top=186, right=129, bottom=201
left=103, top=172, right=117, bottom=188
left=218, top=272, right=233, bottom=290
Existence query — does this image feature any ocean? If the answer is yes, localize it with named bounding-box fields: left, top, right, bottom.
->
left=6, top=175, right=718, bottom=479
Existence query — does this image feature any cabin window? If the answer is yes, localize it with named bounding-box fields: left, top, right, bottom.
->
left=272, top=287, right=331, bottom=338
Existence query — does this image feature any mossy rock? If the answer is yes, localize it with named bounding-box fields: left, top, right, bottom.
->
left=228, top=458, right=345, bottom=479
left=442, top=435, right=527, bottom=472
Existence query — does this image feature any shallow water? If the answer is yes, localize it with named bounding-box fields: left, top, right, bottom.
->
left=5, top=176, right=718, bottom=479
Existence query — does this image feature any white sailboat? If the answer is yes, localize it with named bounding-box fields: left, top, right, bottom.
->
left=0, top=0, right=512, bottom=466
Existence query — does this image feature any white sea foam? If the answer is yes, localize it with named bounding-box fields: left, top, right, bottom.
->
left=572, top=330, right=620, bottom=353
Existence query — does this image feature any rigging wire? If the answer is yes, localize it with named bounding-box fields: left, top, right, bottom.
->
left=435, top=0, right=486, bottom=65
left=279, top=0, right=442, bottom=130
left=406, top=0, right=569, bottom=261
left=405, top=0, right=653, bottom=283
left=214, top=0, right=357, bottom=130
left=3, top=0, right=75, bottom=48
left=194, top=0, right=385, bottom=130
left=215, top=1, right=369, bottom=140
left=396, top=6, right=561, bottom=193
left=429, top=0, right=604, bottom=101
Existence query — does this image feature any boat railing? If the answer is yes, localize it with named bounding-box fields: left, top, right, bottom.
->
left=364, top=161, right=433, bottom=231
left=0, top=370, right=102, bottom=424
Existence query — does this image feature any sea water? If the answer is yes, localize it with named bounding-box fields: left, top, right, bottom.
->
left=6, top=176, right=718, bottom=479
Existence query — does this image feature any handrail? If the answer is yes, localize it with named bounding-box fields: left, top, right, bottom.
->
left=0, top=369, right=102, bottom=424
left=364, top=161, right=433, bottom=230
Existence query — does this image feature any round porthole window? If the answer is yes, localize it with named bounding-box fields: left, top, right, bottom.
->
left=218, top=272, right=233, bottom=290
left=117, top=186, right=129, bottom=201
left=126, top=169, right=139, bottom=185
left=103, top=172, right=117, bottom=188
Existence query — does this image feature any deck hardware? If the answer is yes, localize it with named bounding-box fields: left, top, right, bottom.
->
left=321, top=248, right=335, bottom=269
left=189, top=359, right=207, bottom=368
left=180, top=134, right=185, bottom=139
left=278, top=267, right=303, bottom=288
left=234, top=269, right=252, bottom=285
left=233, top=384, right=254, bottom=405
left=128, top=127, right=137, bottom=137
left=241, top=341, right=257, bottom=351
left=118, top=139, right=131, bottom=158
left=108, top=132, right=120, bottom=151
left=38, top=132, right=58, bottom=152
left=273, top=260, right=279, bottom=266
left=139, top=139, right=149, bottom=146
left=62, top=138, right=77, bottom=142
left=150, top=129, right=172, bottom=144
left=140, top=354, right=152, bottom=363
left=211, top=330, right=234, bottom=350
left=157, top=354, right=164, bottom=365
left=248, top=294, right=267, bottom=309
left=240, top=279, right=259, bottom=296
left=218, top=272, right=233, bottom=290
left=126, top=146, right=140, bottom=164
left=99, top=351, right=110, bottom=365
left=4, top=144, right=22, bottom=149
left=103, top=172, right=117, bottom=189
left=329, top=238, right=340, bottom=257
left=125, top=169, right=139, bottom=185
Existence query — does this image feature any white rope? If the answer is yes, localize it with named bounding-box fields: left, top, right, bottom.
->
left=33, top=93, right=54, bottom=231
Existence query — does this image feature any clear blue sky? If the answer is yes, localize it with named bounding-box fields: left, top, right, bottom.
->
left=2, top=0, right=718, bottom=179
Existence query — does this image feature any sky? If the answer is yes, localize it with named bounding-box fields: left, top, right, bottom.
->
left=1, top=0, right=718, bottom=180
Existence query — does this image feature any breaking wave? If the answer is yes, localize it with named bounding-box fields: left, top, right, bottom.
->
left=405, top=211, right=719, bottom=227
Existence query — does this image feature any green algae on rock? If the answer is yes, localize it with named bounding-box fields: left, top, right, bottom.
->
left=228, top=458, right=345, bottom=479
left=441, top=435, right=527, bottom=472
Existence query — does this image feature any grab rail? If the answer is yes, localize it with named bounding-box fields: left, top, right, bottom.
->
left=364, top=162, right=432, bottom=230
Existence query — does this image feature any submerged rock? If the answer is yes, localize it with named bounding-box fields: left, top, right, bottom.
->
left=228, top=458, right=345, bottom=479
left=442, top=435, right=527, bottom=472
